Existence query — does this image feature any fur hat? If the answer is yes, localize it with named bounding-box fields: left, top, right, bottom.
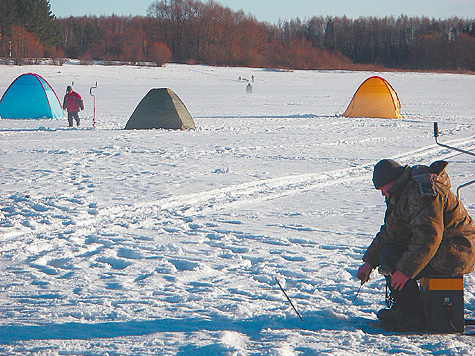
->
left=372, top=159, right=405, bottom=189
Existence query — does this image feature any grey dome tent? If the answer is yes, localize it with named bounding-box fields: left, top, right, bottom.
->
left=125, top=88, right=195, bottom=130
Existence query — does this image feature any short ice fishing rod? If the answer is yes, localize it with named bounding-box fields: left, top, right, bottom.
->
left=353, top=266, right=393, bottom=303
left=353, top=280, right=365, bottom=302
left=275, top=277, right=303, bottom=321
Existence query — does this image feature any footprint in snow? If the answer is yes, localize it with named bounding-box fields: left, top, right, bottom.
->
left=96, top=256, right=133, bottom=270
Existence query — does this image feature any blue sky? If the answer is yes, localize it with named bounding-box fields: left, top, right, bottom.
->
left=49, top=0, right=474, bottom=22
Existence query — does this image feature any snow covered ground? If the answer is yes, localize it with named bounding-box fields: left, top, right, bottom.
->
left=0, top=63, right=474, bottom=355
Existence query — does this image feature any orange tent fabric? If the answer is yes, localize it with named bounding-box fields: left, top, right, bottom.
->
left=343, top=76, right=402, bottom=119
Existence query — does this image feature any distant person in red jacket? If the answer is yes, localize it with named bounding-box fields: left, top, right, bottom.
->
left=63, top=86, right=84, bottom=127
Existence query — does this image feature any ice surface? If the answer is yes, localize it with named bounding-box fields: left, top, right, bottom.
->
left=0, top=63, right=474, bottom=354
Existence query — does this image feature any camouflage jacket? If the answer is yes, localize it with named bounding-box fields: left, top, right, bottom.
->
left=363, top=161, right=475, bottom=278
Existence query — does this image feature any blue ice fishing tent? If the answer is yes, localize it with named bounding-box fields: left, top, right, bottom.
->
left=0, top=73, right=64, bottom=119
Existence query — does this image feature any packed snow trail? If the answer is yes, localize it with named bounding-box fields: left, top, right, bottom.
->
left=2, top=136, right=473, bottom=243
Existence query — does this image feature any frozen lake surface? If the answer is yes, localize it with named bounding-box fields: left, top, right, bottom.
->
left=0, top=63, right=474, bottom=355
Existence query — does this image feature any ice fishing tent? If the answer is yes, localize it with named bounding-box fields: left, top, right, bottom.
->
left=0, top=73, right=63, bottom=119
left=343, top=76, right=402, bottom=119
left=125, top=88, right=195, bottom=130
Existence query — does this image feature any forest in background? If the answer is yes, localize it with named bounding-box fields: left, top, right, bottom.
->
left=0, top=0, right=474, bottom=71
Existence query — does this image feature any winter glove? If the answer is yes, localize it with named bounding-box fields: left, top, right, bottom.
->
left=356, top=262, right=373, bottom=283
left=390, top=270, right=409, bottom=291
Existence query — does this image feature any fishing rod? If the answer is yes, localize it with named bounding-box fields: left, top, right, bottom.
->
left=433, top=122, right=475, bottom=198
left=353, top=267, right=389, bottom=302
left=353, top=280, right=365, bottom=302
left=275, top=277, right=303, bottom=321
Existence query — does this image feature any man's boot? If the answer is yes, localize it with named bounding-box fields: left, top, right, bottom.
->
left=379, top=280, right=427, bottom=332
left=377, top=277, right=399, bottom=322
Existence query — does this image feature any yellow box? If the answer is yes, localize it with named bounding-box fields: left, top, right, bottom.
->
left=420, top=277, right=464, bottom=291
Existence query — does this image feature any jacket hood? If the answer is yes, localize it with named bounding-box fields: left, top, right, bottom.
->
left=388, top=161, right=450, bottom=198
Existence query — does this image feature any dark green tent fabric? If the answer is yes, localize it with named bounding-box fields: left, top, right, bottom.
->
left=125, top=88, right=195, bottom=130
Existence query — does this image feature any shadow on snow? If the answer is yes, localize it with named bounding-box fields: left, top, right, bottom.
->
left=0, top=312, right=383, bottom=344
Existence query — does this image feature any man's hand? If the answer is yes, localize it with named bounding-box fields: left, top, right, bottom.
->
left=356, top=262, right=373, bottom=283
left=390, top=270, right=409, bottom=291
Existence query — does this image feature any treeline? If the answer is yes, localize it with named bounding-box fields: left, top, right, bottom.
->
left=54, top=2, right=350, bottom=69
left=290, top=15, right=475, bottom=70
left=1, top=0, right=474, bottom=71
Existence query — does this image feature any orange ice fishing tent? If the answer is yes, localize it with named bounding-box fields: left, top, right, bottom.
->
left=343, top=76, right=402, bottom=119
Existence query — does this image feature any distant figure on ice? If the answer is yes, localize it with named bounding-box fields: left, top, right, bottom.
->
left=246, top=83, right=253, bottom=94
left=356, top=159, right=475, bottom=332
left=63, top=85, right=84, bottom=127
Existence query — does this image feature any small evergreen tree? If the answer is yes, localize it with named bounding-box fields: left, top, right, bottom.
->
left=15, top=0, right=59, bottom=48
left=0, top=0, right=58, bottom=60
left=0, top=0, right=17, bottom=56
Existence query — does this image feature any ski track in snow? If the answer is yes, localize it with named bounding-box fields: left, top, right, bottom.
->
left=2, top=135, right=474, bottom=242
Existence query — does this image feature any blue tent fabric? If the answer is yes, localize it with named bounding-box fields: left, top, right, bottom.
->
left=0, top=73, right=64, bottom=119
